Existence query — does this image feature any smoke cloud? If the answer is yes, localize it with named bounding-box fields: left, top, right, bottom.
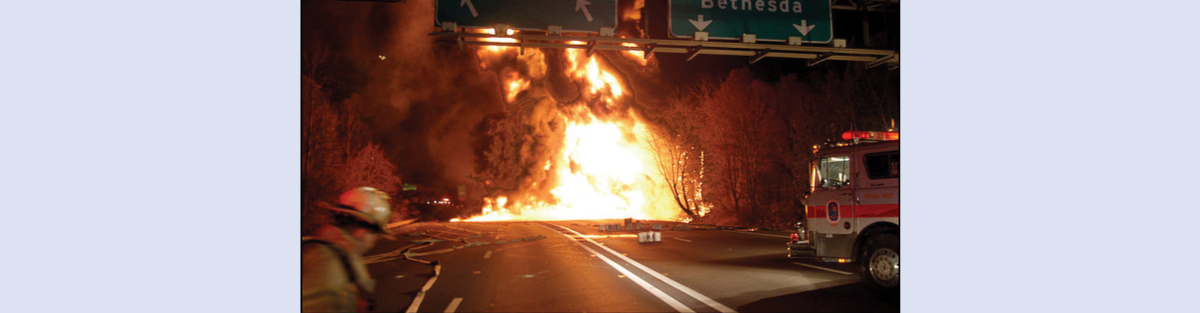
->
left=302, top=0, right=758, bottom=220
left=303, top=0, right=508, bottom=195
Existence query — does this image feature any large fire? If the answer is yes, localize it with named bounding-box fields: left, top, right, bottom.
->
left=462, top=33, right=686, bottom=222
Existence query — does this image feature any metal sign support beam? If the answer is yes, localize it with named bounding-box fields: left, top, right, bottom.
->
left=685, top=46, right=703, bottom=62
left=586, top=41, right=598, bottom=57
left=642, top=44, right=656, bottom=60
left=429, top=30, right=899, bottom=68
left=750, top=50, right=770, bottom=64
left=807, top=52, right=834, bottom=67
left=866, top=54, right=897, bottom=69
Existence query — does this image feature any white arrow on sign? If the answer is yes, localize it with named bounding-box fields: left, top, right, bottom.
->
left=461, top=0, right=478, bottom=17
left=792, top=20, right=815, bottom=36
left=688, top=15, right=713, bottom=31
left=576, top=0, right=594, bottom=22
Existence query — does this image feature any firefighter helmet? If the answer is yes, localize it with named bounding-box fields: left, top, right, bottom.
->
left=320, top=187, right=392, bottom=234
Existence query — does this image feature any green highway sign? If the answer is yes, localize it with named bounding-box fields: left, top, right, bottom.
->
left=437, top=0, right=617, bottom=33
left=669, top=0, right=832, bottom=43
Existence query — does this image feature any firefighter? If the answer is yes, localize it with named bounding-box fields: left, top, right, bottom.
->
left=302, top=187, right=393, bottom=312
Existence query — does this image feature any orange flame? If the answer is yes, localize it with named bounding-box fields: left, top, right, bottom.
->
left=503, top=71, right=529, bottom=103
left=620, top=43, right=648, bottom=65
left=564, top=49, right=623, bottom=103
left=622, top=0, right=644, bottom=22
left=465, top=44, right=682, bottom=222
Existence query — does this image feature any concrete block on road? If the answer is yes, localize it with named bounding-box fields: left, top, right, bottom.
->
left=638, top=231, right=662, bottom=243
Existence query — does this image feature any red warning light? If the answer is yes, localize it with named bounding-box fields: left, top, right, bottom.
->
left=841, top=131, right=899, bottom=141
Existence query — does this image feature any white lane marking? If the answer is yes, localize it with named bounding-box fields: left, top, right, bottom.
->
left=672, top=237, right=692, bottom=243
left=444, top=297, right=463, bottom=313
left=483, top=250, right=492, bottom=259
left=406, top=264, right=443, bottom=313
left=406, top=277, right=440, bottom=313
left=406, top=292, right=426, bottom=313
left=792, top=262, right=854, bottom=276
left=549, top=223, right=737, bottom=313
left=721, top=230, right=792, bottom=239
left=537, top=223, right=694, bottom=313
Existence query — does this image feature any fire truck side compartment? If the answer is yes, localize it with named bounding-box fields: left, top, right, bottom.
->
left=813, top=231, right=857, bottom=259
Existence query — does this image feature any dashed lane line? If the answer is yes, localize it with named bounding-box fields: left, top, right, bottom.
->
left=483, top=250, right=492, bottom=259
left=405, top=262, right=442, bottom=313
left=672, top=237, right=692, bottom=243
left=444, top=297, right=463, bottom=313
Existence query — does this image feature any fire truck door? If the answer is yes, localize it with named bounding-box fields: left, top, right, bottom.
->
left=812, top=155, right=855, bottom=236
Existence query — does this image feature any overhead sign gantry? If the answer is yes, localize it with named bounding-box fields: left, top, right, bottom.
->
left=429, top=0, right=898, bottom=68
left=436, top=0, right=618, bottom=33
left=669, top=0, right=833, bottom=43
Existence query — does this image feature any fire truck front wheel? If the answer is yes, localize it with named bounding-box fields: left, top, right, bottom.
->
left=861, top=234, right=900, bottom=290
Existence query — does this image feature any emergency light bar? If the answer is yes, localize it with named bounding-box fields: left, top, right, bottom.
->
left=842, top=131, right=899, bottom=141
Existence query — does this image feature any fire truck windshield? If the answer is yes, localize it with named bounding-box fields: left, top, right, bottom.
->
left=816, top=156, right=851, bottom=188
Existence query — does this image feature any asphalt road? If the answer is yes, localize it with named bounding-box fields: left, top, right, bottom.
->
left=361, top=220, right=899, bottom=312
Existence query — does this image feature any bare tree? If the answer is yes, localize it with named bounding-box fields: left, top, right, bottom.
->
left=684, top=68, right=889, bottom=229
left=643, top=92, right=708, bottom=219
left=698, top=69, right=789, bottom=225
left=338, top=143, right=404, bottom=200
left=303, top=75, right=407, bottom=234
left=302, top=76, right=343, bottom=234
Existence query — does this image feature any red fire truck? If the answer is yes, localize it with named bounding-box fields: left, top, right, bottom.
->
left=788, top=131, right=899, bottom=290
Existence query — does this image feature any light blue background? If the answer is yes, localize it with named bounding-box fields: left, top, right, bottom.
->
left=2, top=1, right=1200, bottom=312
left=903, top=1, right=1200, bottom=312
left=1, top=1, right=297, bottom=311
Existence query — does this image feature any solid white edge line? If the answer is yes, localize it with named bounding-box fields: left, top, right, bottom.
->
left=444, top=297, right=463, bottom=313
left=721, top=230, right=792, bottom=239
left=549, top=223, right=738, bottom=313
left=792, top=262, right=854, bottom=276
left=537, top=223, right=694, bottom=313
